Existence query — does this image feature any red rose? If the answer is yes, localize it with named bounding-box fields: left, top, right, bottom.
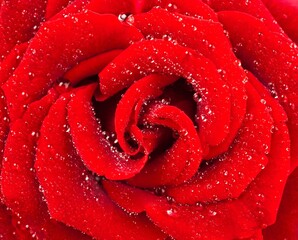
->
left=0, top=0, right=297, bottom=239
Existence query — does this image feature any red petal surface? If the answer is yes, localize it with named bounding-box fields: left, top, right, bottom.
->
left=203, top=0, right=281, bottom=33
left=64, top=50, right=123, bottom=85
left=130, top=7, right=247, bottom=158
left=103, top=78, right=290, bottom=239
left=3, top=11, right=142, bottom=121
left=1, top=90, right=58, bottom=231
left=218, top=10, right=298, bottom=170
left=98, top=40, right=231, bottom=147
left=50, top=0, right=90, bottom=20
left=104, top=180, right=258, bottom=239
left=0, top=204, right=16, bottom=239
left=0, top=0, right=46, bottom=59
left=167, top=83, right=272, bottom=203
left=263, top=167, right=298, bottom=239
left=35, top=93, right=166, bottom=239
left=84, top=0, right=217, bottom=20
left=0, top=42, right=28, bottom=85
left=1, top=89, right=89, bottom=239
left=0, top=89, right=9, bottom=198
left=68, top=84, right=148, bottom=179
left=128, top=103, right=202, bottom=187
left=45, top=0, right=74, bottom=19
left=140, top=0, right=217, bottom=20
left=86, top=0, right=146, bottom=14
left=262, top=0, right=298, bottom=44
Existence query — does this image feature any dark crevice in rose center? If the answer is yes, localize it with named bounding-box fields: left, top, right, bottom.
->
left=92, top=90, right=123, bottom=133
left=145, top=127, right=175, bottom=161
left=157, top=78, right=198, bottom=126
left=75, top=75, right=98, bottom=88
left=92, top=90, right=123, bottom=152
left=65, top=70, right=202, bottom=192
left=124, top=132, right=139, bottom=150
left=89, top=76, right=199, bottom=159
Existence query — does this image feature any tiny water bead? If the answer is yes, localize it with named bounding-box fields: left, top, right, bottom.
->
left=0, top=1, right=296, bottom=239
left=166, top=207, right=177, bottom=217
left=118, top=13, right=130, bottom=22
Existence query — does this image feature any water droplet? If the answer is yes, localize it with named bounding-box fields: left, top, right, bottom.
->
left=209, top=210, right=217, bottom=216
left=118, top=13, right=128, bottom=21
left=166, top=208, right=177, bottom=216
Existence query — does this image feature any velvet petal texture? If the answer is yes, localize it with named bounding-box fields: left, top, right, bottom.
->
left=0, top=0, right=297, bottom=239
left=1, top=89, right=91, bottom=239
left=35, top=93, right=167, bottom=239
left=218, top=10, right=298, bottom=170
left=263, top=167, right=298, bottom=239
left=262, top=0, right=298, bottom=44
left=2, top=11, right=142, bottom=121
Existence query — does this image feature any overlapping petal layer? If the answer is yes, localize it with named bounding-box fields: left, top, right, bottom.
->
left=0, top=0, right=297, bottom=239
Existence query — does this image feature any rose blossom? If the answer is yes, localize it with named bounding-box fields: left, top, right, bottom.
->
left=0, top=0, right=297, bottom=239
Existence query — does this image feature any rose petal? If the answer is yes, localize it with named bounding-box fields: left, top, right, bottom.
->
left=0, top=203, right=16, bottom=239
left=240, top=78, right=290, bottom=226
left=130, top=7, right=247, bottom=158
left=128, top=103, right=202, bottom=187
left=103, top=180, right=259, bottom=239
left=139, top=0, right=217, bottom=20
left=1, top=89, right=89, bottom=239
left=3, top=11, right=142, bottom=121
left=0, top=42, right=28, bottom=85
left=50, top=0, right=90, bottom=20
left=63, top=50, right=123, bottom=85
left=98, top=39, right=231, bottom=147
left=86, top=0, right=146, bottom=14
left=45, top=0, right=74, bottom=20
left=1, top=89, right=58, bottom=228
left=218, top=10, right=298, bottom=170
left=262, top=0, right=298, bottom=44
left=0, top=89, right=9, bottom=199
left=203, top=0, right=281, bottom=33
left=35, top=94, right=166, bottom=239
left=263, top=167, right=298, bottom=239
left=167, top=83, right=272, bottom=203
left=68, top=84, right=148, bottom=180
left=115, top=74, right=177, bottom=156
left=84, top=0, right=217, bottom=20
left=0, top=0, right=46, bottom=59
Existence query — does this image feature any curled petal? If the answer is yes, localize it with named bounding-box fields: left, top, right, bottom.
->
left=218, top=10, right=298, bottom=170
left=263, top=167, right=298, bottom=239
left=115, top=74, right=177, bottom=155
left=167, top=83, right=273, bottom=203
left=64, top=50, right=123, bottom=85
left=35, top=94, right=166, bottom=239
left=98, top=39, right=231, bottom=147
left=0, top=42, right=28, bottom=85
left=128, top=103, right=202, bottom=187
left=0, top=0, right=46, bottom=59
left=203, top=0, right=282, bottom=33
left=0, top=204, right=16, bottom=239
left=262, top=0, right=298, bottom=44
left=1, top=89, right=89, bottom=238
left=3, top=11, right=142, bottom=121
left=68, top=84, right=148, bottom=179
left=130, top=7, right=247, bottom=157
